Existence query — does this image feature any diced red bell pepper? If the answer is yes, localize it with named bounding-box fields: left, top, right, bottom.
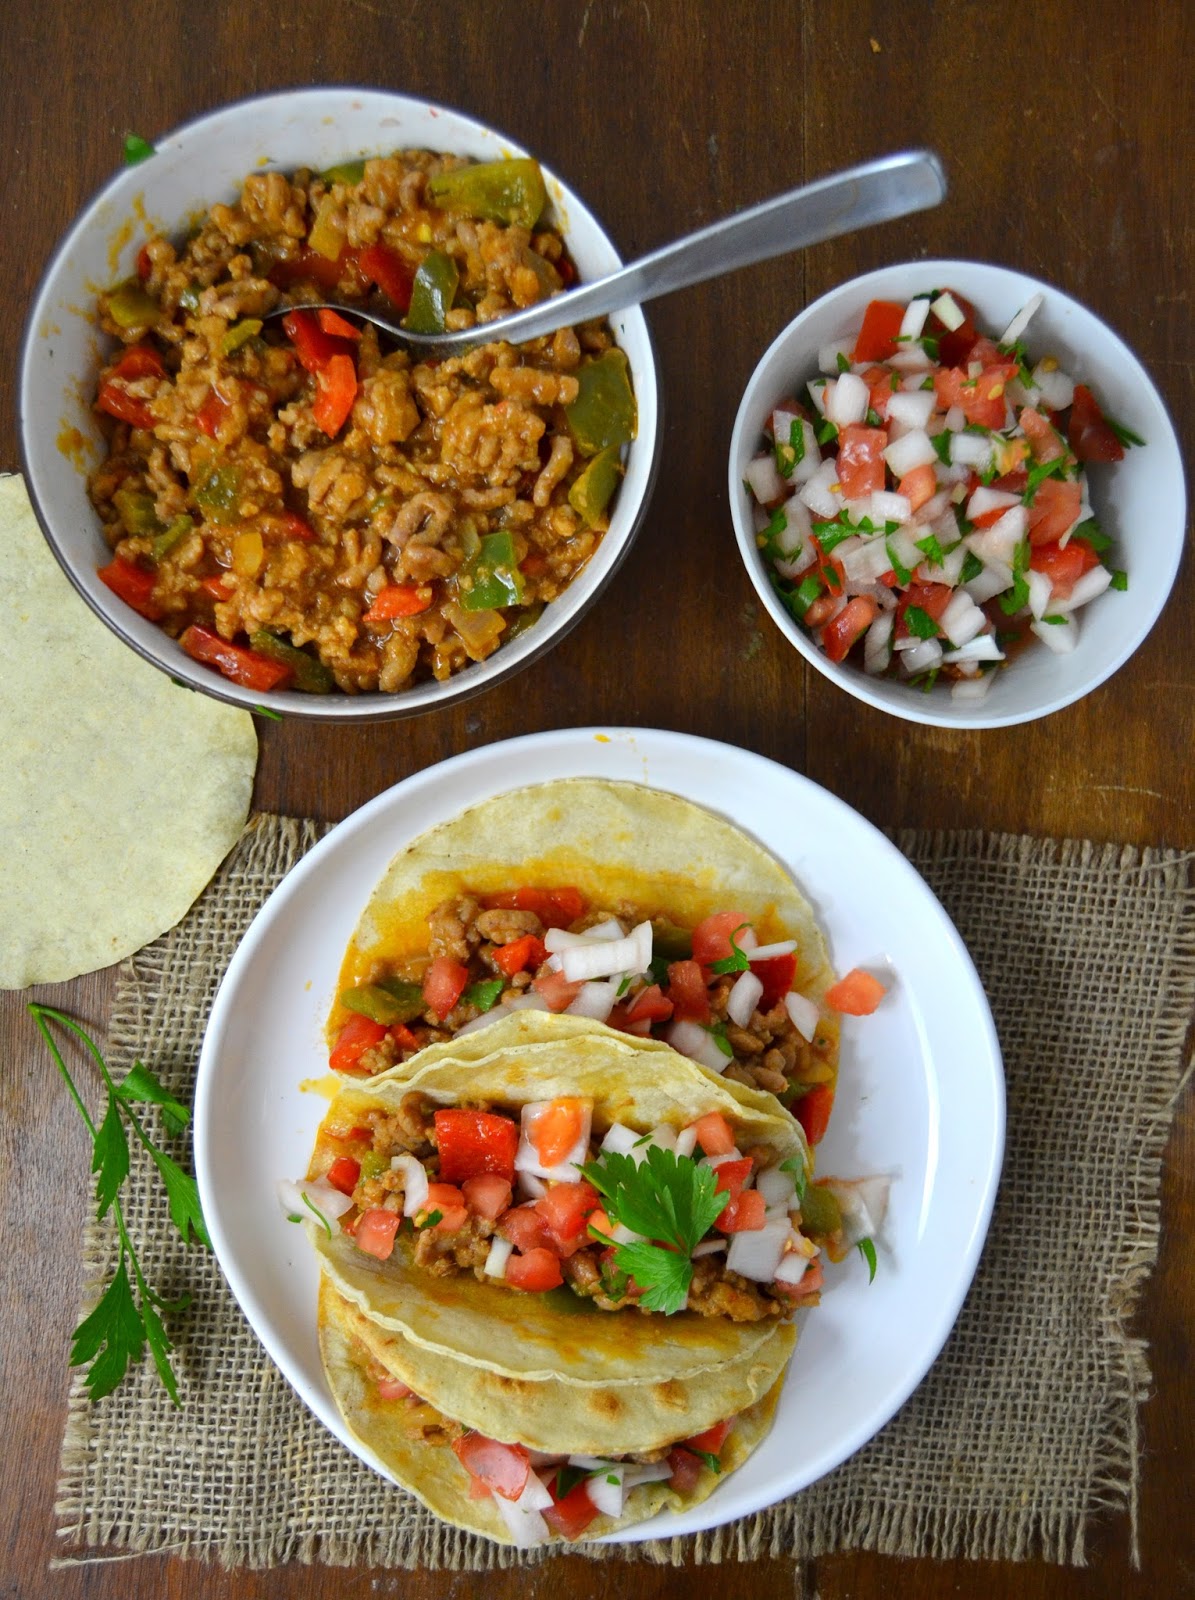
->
left=281, top=308, right=355, bottom=373
left=362, top=583, right=434, bottom=622
left=667, top=959, right=711, bottom=1023
left=312, top=352, right=358, bottom=437
left=96, top=381, right=155, bottom=429
left=422, top=955, right=469, bottom=1020
left=324, top=1156, right=361, bottom=1196
left=112, top=343, right=167, bottom=381
left=355, top=1208, right=401, bottom=1261
left=751, top=952, right=797, bottom=1011
left=851, top=299, right=905, bottom=364
left=269, top=244, right=361, bottom=292
left=200, top=574, right=234, bottom=601
left=179, top=624, right=295, bottom=692
left=358, top=240, right=415, bottom=311
left=483, top=886, right=586, bottom=928
left=434, top=1108, right=519, bottom=1184
left=716, top=1188, right=767, bottom=1233
left=451, top=1433, right=532, bottom=1501
left=277, top=510, right=315, bottom=541
left=329, top=1012, right=388, bottom=1073
left=461, top=1174, right=513, bottom=1221
left=795, top=1082, right=835, bottom=1146
left=317, top=307, right=361, bottom=340
left=543, top=1475, right=600, bottom=1540
left=505, top=1246, right=564, bottom=1292
left=195, top=387, right=229, bottom=439
left=825, top=968, right=887, bottom=1015
left=491, top=933, right=547, bottom=976
left=1067, top=383, right=1125, bottom=462
left=98, top=557, right=163, bottom=621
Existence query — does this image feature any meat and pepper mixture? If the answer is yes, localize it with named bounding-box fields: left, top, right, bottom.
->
left=88, top=152, right=636, bottom=695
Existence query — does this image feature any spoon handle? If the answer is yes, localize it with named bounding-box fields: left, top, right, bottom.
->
left=437, top=148, right=947, bottom=349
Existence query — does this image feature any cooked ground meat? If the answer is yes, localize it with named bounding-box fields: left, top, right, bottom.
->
left=88, top=151, right=633, bottom=696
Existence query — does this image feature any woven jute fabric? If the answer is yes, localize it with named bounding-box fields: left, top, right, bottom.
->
left=54, top=815, right=1195, bottom=1571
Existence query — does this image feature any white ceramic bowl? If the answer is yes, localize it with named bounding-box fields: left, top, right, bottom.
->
left=19, top=88, right=660, bottom=721
left=729, top=260, right=1185, bottom=728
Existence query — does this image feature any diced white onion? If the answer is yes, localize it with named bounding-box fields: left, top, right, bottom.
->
left=558, top=921, right=652, bottom=983
left=725, top=1217, right=791, bottom=1282
left=492, top=1477, right=552, bottom=1546
left=1031, top=616, right=1079, bottom=653
left=883, top=428, right=937, bottom=477
left=943, top=404, right=966, bottom=432
left=666, top=1019, right=729, bottom=1073
left=825, top=371, right=869, bottom=426
left=951, top=673, right=996, bottom=702
left=962, top=550, right=1013, bottom=605
left=1000, top=292, right=1043, bottom=345
left=516, top=1170, right=548, bottom=1199
left=949, top=431, right=993, bottom=469
left=818, top=341, right=853, bottom=374
left=484, top=1234, right=514, bottom=1279
left=822, top=1175, right=891, bottom=1242
left=565, top=979, right=619, bottom=1022
left=623, top=1461, right=673, bottom=1489
left=674, top=1124, right=699, bottom=1159
left=966, top=486, right=1019, bottom=522
left=775, top=494, right=813, bottom=555
left=788, top=420, right=821, bottom=485
left=798, top=457, right=842, bottom=519
left=980, top=505, right=1028, bottom=563
left=939, top=589, right=987, bottom=649
left=1053, top=564, right=1113, bottom=612
left=871, top=490, right=912, bottom=523
left=1032, top=361, right=1075, bottom=411
left=583, top=1465, right=626, bottom=1519
left=915, top=489, right=953, bottom=525
left=886, top=526, right=922, bottom=576
left=840, top=535, right=894, bottom=587
left=930, top=291, right=965, bottom=331
left=691, top=1237, right=728, bottom=1257
left=646, top=1123, right=678, bottom=1155
left=453, top=1005, right=508, bottom=1038
left=276, top=1177, right=354, bottom=1224
left=899, top=637, right=943, bottom=675
left=941, top=633, right=1005, bottom=664
left=749, top=939, right=798, bottom=961
left=699, top=1149, right=744, bottom=1170
left=516, top=1099, right=593, bottom=1181
left=863, top=610, right=895, bottom=677
left=899, top=295, right=931, bottom=339
left=886, top=388, right=936, bottom=430
left=773, top=1252, right=810, bottom=1287
left=390, top=1154, right=430, bottom=1219
left=744, top=453, right=785, bottom=506
left=887, top=346, right=932, bottom=372
left=755, top=1165, right=798, bottom=1210
left=601, top=1122, right=641, bottom=1160
left=1026, top=568, right=1054, bottom=620
left=726, top=969, right=764, bottom=1027
left=784, top=990, right=820, bottom=1041
left=806, top=378, right=829, bottom=416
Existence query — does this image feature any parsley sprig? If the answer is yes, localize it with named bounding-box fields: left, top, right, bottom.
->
left=581, top=1146, right=726, bottom=1314
left=30, top=1004, right=209, bottom=1405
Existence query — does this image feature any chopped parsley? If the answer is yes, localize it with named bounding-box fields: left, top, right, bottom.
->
left=960, top=549, right=985, bottom=585
left=998, top=539, right=1031, bottom=615
left=1106, top=416, right=1146, bottom=449
left=1021, top=455, right=1068, bottom=503
left=885, top=537, right=913, bottom=586
left=123, top=133, right=156, bottom=165
left=836, top=351, right=851, bottom=374
left=708, top=925, right=752, bottom=975
left=903, top=605, right=940, bottom=640
left=815, top=417, right=839, bottom=446
left=857, top=1236, right=878, bottom=1283
left=930, top=429, right=953, bottom=466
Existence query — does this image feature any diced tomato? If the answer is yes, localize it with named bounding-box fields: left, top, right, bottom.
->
left=752, top=951, right=797, bottom=1010
left=666, top=1447, right=705, bottom=1494
left=836, top=424, right=888, bottom=498
left=97, top=557, right=163, bottom=621
left=505, top=1247, right=564, bottom=1292
left=112, top=343, right=167, bottom=381
left=933, top=360, right=1018, bottom=429
left=863, top=363, right=899, bottom=421
left=316, top=307, right=361, bottom=340
left=269, top=244, right=360, bottom=292
left=355, top=1208, right=401, bottom=1261
left=483, top=886, right=587, bottom=928
left=281, top=308, right=355, bottom=374
left=895, top=581, right=952, bottom=640
left=712, top=1156, right=753, bottom=1206
left=329, top=1012, right=387, bottom=1073
left=808, top=533, right=846, bottom=596
left=543, top=1476, right=601, bottom=1540
left=324, top=1156, right=361, bottom=1196
left=779, top=1259, right=824, bottom=1300
left=375, top=1375, right=413, bottom=1401
left=422, top=955, right=469, bottom=1020
left=312, top=351, right=358, bottom=437
left=1019, top=406, right=1066, bottom=463
left=1029, top=536, right=1100, bottom=598
left=716, top=1188, right=766, bottom=1233
left=434, top=1108, right=519, bottom=1183
left=821, top=594, right=878, bottom=664
left=691, top=1111, right=736, bottom=1156
left=534, top=1181, right=600, bottom=1252
left=498, top=1204, right=552, bottom=1254
left=587, top=1207, right=614, bottom=1241
left=419, top=1181, right=468, bottom=1232
left=195, top=387, right=229, bottom=438
left=461, top=1174, right=512, bottom=1221
left=200, top=574, right=234, bottom=601
left=795, top=1082, right=834, bottom=1146
left=1067, top=383, right=1125, bottom=462
left=851, top=299, right=905, bottom=363
left=622, top=983, right=674, bottom=1025
left=532, top=970, right=585, bottom=1012
left=363, top=583, right=434, bottom=622
left=804, top=595, right=839, bottom=627
left=1026, top=477, right=1082, bottom=545
left=666, top=959, right=711, bottom=1023
left=531, top=1098, right=587, bottom=1168
left=825, top=967, right=887, bottom=1015
left=691, top=911, right=752, bottom=965
left=96, top=381, right=155, bottom=429
left=491, top=933, right=547, bottom=976
left=451, top=1433, right=532, bottom=1501
left=898, top=462, right=937, bottom=513
left=277, top=510, right=315, bottom=542
left=358, top=240, right=415, bottom=310
left=179, top=624, right=294, bottom=691
left=684, top=1417, right=734, bottom=1456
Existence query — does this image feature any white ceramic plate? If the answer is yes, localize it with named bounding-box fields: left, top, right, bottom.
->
left=195, top=726, right=1004, bottom=1539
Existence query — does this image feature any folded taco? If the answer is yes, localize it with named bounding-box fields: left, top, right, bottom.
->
left=326, top=778, right=840, bottom=1136
left=320, top=1277, right=788, bottom=1547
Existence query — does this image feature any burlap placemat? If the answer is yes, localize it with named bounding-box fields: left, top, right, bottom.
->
left=54, top=815, right=1195, bottom=1571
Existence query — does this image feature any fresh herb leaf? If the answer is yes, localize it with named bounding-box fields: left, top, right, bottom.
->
left=885, top=537, right=912, bottom=586
left=301, top=1191, right=332, bottom=1238
left=998, top=539, right=1031, bottom=615
left=463, top=978, right=504, bottom=1013
left=960, top=549, right=984, bottom=584
left=914, top=532, right=946, bottom=567
left=857, top=1235, right=878, bottom=1283
left=555, top=1464, right=590, bottom=1498
left=648, top=953, right=671, bottom=987
left=865, top=406, right=883, bottom=427
left=607, top=1238, right=694, bottom=1313
left=708, top=924, right=752, bottom=975
left=421, top=1209, right=443, bottom=1229
left=779, top=1154, right=808, bottom=1204
left=116, top=1060, right=191, bottom=1136
left=787, top=570, right=825, bottom=621
left=789, top=417, right=807, bottom=469
left=605, top=1472, right=621, bottom=1485
left=815, top=417, right=839, bottom=446
left=904, top=605, right=939, bottom=640
left=705, top=1022, right=733, bottom=1057
left=1073, top=516, right=1113, bottom=555
left=1107, top=416, right=1146, bottom=449
left=123, top=133, right=156, bottom=165
left=836, top=351, right=851, bottom=374
left=815, top=520, right=856, bottom=556
left=1110, top=569, right=1128, bottom=591
left=1042, top=613, right=1068, bottom=625
left=252, top=704, right=283, bottom=720
left=1021, top=455, right=1067, bottom=503
left=921, top=334, right=940, bottom=361
left=908, top=667, right=941, bottom=694
left=93, top=1094, right=131, bottom=1219
left=616, top=974, right=635, bottom=998
left=686, top=1447, right=724, bottom=1474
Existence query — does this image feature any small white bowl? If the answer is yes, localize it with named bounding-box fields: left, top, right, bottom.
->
left=20, top=88, right=660, bottom=721
left=728, top=260, right=1185, bottom=728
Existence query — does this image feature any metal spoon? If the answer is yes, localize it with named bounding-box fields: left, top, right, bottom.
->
left=273, top=148, right=946, bottom=357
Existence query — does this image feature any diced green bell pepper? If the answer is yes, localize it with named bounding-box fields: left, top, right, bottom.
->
left=426, top=158, right=547, bottom=229
left=462, top=978, right=505, bottom=1013
left=798, top=1183, right=843, bottom=1238
left=152, top=515, right=195, bottom=561
left=249, top=629, right=334, bottom=694
left=308, top=194, right=343, bottom=261
left=359, top=1150, right=390, bottom=1181
left=220, top=318, right=263, bottom=356
left=503, top=601, right=544, bottom=643
left=113, top=488, right=163, bottom=538
left=458, top=530, right=525, bottom=611
left=567, top=442, right=623, bottom=527
left=192, top=464, right=243, bottom=525
left=340, top=978, right=426, bottom=1026
left=564, top=349, right=637, bottom=457
left=405, top=250, right=459, bottom=335
left=106, top=278, right=160, bottom=331
left=320, top=158, right=368, bottom=186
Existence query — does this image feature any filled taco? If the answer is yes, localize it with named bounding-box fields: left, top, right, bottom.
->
left=326, top=778, right=841, bottom=1138
left=320, top=1277, right=788, bottom=1547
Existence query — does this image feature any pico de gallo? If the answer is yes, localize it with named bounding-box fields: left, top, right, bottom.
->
left=743, top=288, right=1142, bottom=700
left=328, top=887, right=885, bottom=1141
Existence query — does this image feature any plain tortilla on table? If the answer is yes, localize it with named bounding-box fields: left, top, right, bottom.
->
left=0, top=474, right=257, bottom=988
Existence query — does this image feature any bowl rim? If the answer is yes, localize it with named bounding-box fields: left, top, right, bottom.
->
left=19, top=85, right=663, bottom=723
left=728, top=256, right=1187, bottom=730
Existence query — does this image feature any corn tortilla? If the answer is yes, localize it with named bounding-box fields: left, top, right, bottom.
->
left=0, top=474, right=257, bottom=987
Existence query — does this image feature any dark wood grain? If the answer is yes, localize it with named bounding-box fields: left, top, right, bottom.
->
left=2, top=2, right=1192, bottom=1596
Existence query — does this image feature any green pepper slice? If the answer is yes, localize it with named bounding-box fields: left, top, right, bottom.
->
left=340, top=978, right=426, bottom=1026
left=405, top=250, right=459, bottom=336
left=359, top=1150, right=390, bottom=1181
left=502, top=601, right=544, bottom=644
left=564, top=349, right=637, bottom=457
left=798, top=1183, right=843, bottom=1239
left=113, top=488, right=163, bottom=538
left=567, top=442, right=624, bottom=527
left=220, top=318, right=263, bottom=356
left=192, top=464, right=243, bottom=525
left=152, top=515, right=195, bottom=562
left=458, top=530, right=525, bottom=612
left=249, top=630, right=334, bottom=694
left=426, top=158, right=547, bottom=229
left=462, top=978, right=505, bottom=1013
left=320, top=158, right=368, bottom=186
left=105, top=278, right=159, bottom=331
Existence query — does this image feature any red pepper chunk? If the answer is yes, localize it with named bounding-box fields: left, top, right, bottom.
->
left=112, top=344, right=167, bottom=381
left=179, top=624, right=295, bottom=692
left=269, top=244, right=361, bottom=293
left=281, top=308, right=355, bottom=373
left=491, top=933, right=547, bottom=975
left=434, top=1109, right=519, bottom=1184
left=312, top=352, right=359, bottom=437
left=324, top=1156, right=361, bottom=1196
left=98, top=557, right=163, bottom=621
left=751, top=952, right=797, bottom=1011
left=795, top=1082, right=835, bottom=1146
left=96, top=382, right=155, bottom=430
left=362, top=583, right=434, bottom=622
left=358, top=240, right=415, bottom=311
left=329, top=1012, right=388, bottom=1074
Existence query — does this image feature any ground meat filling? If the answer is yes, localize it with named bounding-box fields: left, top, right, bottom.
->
left=89, top=152, right=630, bottom=695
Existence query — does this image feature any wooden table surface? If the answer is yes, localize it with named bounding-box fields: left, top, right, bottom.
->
left=3, top=2, right=1192, bottom=1596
